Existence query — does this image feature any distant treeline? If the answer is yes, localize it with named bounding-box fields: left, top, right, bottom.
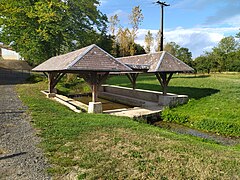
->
left=193, top=33, right=240, bottom=73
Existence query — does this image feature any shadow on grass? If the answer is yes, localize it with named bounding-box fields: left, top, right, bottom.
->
left=173, top=75, right=210, bottom=79
left=136, top=83, right=220, bottom=100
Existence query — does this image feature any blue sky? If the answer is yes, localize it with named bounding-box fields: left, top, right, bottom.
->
left=99, top=0, right=240, bottom=58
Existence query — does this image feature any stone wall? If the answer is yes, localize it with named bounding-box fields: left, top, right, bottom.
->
left=99, top=85, right=188, bottom=107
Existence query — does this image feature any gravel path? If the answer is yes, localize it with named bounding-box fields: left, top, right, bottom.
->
left=0, top=71, right=51, bottom=180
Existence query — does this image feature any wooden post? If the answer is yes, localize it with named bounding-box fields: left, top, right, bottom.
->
left=161, top=73, right=167, bottom=95
left=92, top=84, right=97, bottom=102
left=155, top=72, right=173, bottom=95
left=82, top=72, right=109, bottom=102
left=48, top=72, right=54, bottom=93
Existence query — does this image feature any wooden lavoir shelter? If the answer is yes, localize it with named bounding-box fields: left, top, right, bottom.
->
left=32, top=44, right=132, bottom=113
left=33, top=44, right=193, bottom=113
left=117, top=51, right=194, bottom=95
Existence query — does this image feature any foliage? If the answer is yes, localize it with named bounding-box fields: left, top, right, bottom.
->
left=144, top=30, right=154, bottom=53
left=194, top=34, right=240, bottom=73
left=0, top=0, right=107, bottom=66
left=194, top=55, right=212, bottom=74
left=115, top=28, right=145, bottom=57
left=155, top=30, right=161, bottom=52
left=108, top=6, right=145, bottom=57
left=17, top=80, right=240, bottom=179
left=109, top=14, right=120, bottom=57
left=129, top=6, right=144, bottom=56
left=161, top=108, right=189, bottom=124
left=116, top=28, right=131, bottom=57
left=163, top=42, right=193, bottom=66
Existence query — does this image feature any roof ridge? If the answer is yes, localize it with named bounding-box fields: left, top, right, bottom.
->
left=65, top=44, right=95, bottom=70
left=117, top=51, right=162, bottom=60
left=96, top=45, right=132, bottom=71
left=155, top=51, right=166, bottom=71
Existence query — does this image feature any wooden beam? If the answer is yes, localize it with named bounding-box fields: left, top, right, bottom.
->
left=126, top=73, right=139, bottom=89
left=155, top=72, right=173, bottom=95
left=97, top=72, right=109, bottom=86
left=52, top=73, right=65, bottom=88
left=43, top=72, right=48, bottom=78
left=155, top=73, right=164, bottom=87
left=166, top=72, right=173, bottom=86
left=82, top=72, right=109, bottom=102
left=48, top=72, right=65, bottom=93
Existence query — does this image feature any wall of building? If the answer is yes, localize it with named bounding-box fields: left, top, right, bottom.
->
left=1, top=48, right=21, bottom=60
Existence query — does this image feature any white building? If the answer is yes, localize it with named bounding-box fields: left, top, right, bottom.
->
left=1, top=48, right=21, bottom=60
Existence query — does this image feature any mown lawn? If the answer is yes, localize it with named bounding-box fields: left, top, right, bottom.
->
left=107, top=73, right=240, bottom=137
left=17, top=78, right=240, bottom=179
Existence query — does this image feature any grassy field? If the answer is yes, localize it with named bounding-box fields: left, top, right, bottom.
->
left=17, top=76, right=240, bottom=179
left=107, top=73, right=240, bottom=137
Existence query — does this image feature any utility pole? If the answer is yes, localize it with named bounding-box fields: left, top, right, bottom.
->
left=156, top=1, right=170, bottom=51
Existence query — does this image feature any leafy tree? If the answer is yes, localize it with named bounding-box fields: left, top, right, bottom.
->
left=134, top=43, right=146, bottom=55
left=164, top=42, right=192, bottom=66
left=0, top=0, right=107, bottom=66
left=116, top=28, right=131, bottom=57
left=109, top=14, right=120, bottom=57
left=194, top=53, right=218, bottom=74
left=155, top=30, right=161, bottom=52
left=177, top=47, right=192, bottom=66
left=213, top=36, right=238, bottom=54
left=144, top=30, right=153, bottom=53
left=212, top=36, right=239, bottom=71
left=164, top=42, right=179, bottom=56
left=226, top=50, right=240, bottom=72
left=129, top=6, right=143, bottom=56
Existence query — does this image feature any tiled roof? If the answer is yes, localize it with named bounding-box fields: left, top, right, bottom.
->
left=32, top=44, right=132, bottom=72
left=117, top=51, right=194, bottom=73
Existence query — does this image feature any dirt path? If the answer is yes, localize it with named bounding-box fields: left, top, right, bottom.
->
left=0, top=71, right=51, bottom=180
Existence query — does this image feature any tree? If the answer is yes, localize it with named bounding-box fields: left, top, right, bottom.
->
left=177, top=47, right=192, bottom=66
left=194, top=53, right=217, bottom=74
left=116, top=28, right=131, bottom=57
left=109, top=14, right=120, bottom=57
left=163, top=42, right=179, bottom=56
left=129, top=6, right=144, bottom=56
left=135, top=43, right=146, bottom=55
left=0, top=0, right=107, bottom=66
left=155, top=30, right=161, bottom=52
left=212, top=36, right=239, bottom=71
left=214, top=36, right=238, bottom=54
left=163, top=42, right=192, bottom=66
left=144, top=30, right=153, bottom=53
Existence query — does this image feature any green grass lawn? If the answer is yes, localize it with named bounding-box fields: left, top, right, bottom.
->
left=107, top=73, right=240, bottom=137
left=17, top=77, right=240, bottom=179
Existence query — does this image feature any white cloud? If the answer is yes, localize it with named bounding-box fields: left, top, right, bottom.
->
left=135, top=27, right=239, bottom=58
left=107, top=9, right=129, bottom=27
